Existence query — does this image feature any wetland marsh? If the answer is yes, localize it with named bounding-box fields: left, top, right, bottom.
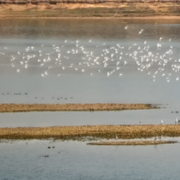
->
left=1, top=18, right=180, bottom=180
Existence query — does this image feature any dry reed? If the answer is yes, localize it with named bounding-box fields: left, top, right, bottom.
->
left=0, top=125, right=180, bottom=140
left=0, top=103, right=157, bottom=112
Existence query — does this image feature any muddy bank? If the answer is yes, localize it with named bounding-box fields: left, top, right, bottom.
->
left=0, top=3, right=180, bottom=18
left=0, top=103, right=157, bottom=112
left=0, top=124, right=180, bottom=140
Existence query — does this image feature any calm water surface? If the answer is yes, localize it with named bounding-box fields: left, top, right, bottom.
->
left=0, top=139, right=180, bottom=180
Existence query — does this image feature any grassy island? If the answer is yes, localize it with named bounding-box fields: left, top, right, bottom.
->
left=87, top=140, right=178, bottom=146
left=0, top=125, right=180, bottom=140
left=0, top=103, right=158, bottom=112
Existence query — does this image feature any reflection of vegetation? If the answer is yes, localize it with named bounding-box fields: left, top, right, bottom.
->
left=0, top=103, right=157, bottom=112
left=1, top=125, right=180, bottom=140
left=0, top=17, right=179, bottom=41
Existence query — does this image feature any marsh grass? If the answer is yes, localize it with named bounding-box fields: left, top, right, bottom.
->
left=87, top=140, right=178, bottom=145
left=0, top=103, right=157, bottom=112
left=0, top=125, right=180, bottom=140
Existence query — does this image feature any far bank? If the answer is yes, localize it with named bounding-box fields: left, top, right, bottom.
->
left=0, top=3, right=180, bottom=18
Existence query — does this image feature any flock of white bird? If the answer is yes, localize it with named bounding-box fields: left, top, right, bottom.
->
left=0, top=26, right=179, bottom=83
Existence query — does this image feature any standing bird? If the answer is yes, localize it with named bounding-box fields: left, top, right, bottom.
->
left=160, top=120, right=163, bottom=124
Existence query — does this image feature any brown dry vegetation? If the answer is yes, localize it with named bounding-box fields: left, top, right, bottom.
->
left=87, top=140, right=178, bottom=145
left=0, top=125, right=180, bottom=140
left=0, top=103, right=157, bottom=112
left=0, top=3, right=180, bottom=18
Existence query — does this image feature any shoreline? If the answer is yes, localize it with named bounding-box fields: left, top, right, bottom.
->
left=0, top=124, right=180, bottom=140
left=0, top=103, right=157, bottom=112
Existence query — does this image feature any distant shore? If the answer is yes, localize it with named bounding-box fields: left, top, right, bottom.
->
left=0, top=125, right=179, bottom=140
left=0, top=103, right=157, bottom=112
left=0, top=3, right=180, bottom=18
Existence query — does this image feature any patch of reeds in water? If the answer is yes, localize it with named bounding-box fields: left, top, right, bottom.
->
left=87, top=140, right=178, bottom=146
left=0, top=103, right=157, bottom=112
left=0, top=125, right=180, bottom=140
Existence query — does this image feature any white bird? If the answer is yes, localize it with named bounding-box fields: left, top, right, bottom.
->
left=157, top=43, right=161, bottom=48
left=160, top=120, right=163, bottom=124
left=139, top=29, right=144, bottom=34
left=175, top=117, right=178, bottom=124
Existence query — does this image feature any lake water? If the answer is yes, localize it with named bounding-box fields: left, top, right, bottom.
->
left=1, top=139, right=180, bottom=180
left=1, top=19, right=180, bottom=179
left=0, top=19, right=180, bottom=126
